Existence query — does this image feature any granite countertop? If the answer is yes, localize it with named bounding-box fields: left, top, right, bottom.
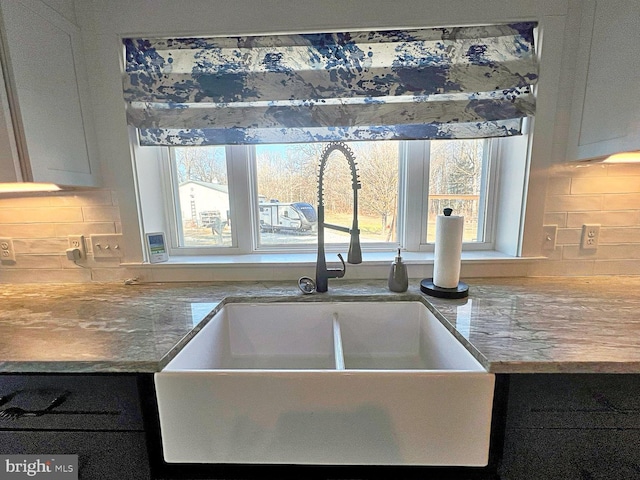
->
left=0, top=277, right=639, bottom=374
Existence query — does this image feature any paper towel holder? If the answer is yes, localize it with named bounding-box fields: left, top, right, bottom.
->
left=421, top=207, right=469, bottom=298
left=420, top=278, right=469, bottom=299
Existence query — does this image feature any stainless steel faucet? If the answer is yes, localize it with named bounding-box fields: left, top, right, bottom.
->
left=313, top=142, right=362, bottom=292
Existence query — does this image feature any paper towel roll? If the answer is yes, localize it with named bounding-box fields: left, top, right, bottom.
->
left=433, top=212, right=464, bottom=288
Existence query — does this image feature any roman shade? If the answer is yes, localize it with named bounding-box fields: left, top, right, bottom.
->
left=123, top=22, right=538, bottom=146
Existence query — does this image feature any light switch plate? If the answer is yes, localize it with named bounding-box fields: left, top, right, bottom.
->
left=542, top=225, right=557, bottom=251
left=90, top=234, right=124, bottom=258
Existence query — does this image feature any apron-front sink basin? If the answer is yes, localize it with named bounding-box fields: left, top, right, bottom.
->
left=155, top=300, right=494, bottom=466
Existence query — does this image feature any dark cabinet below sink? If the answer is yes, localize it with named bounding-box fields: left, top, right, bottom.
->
left=500, top=374, right=640, bottom=479
left=0, top=374, right=150, bottom=480
left=0, top=431, right=149, bottom=479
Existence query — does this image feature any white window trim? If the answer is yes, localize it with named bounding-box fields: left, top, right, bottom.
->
left=157, top=139, right=500, bottom=258
left=403, top=139, right=498, bottom=252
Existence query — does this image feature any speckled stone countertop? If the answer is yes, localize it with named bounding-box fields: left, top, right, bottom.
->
left=1, top=277, right=639, bottom=374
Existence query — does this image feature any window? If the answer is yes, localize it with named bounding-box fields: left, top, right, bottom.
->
left=426, top=139, right=491, bottom=244
left=173, top=146, right=231, bottom=247
left=165, top=138, right=494, bottom=255
left=125, top=23, right=536, bottom=260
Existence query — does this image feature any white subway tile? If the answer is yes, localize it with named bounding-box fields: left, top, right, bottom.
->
left=10, top=254, right=63, bottom=269
left=556, top=228, right=581, bottom=245
left=0, top=224, right=57, bottom=238
left=13, top=238, right=68, bottom=254
left=0, top=207, right=84, bottom=223
left=0, top=268, right=92, bottom=283
left=461, top=261, right=530, bottom=278
left=563, top=244, right=640, bottom=260
left=567, top=211, right=640, bottom=227
left=0, top=195, right=53, bottom=208
left=61, top=258, right=88, bottom=269
left=606, top=164, right=640, bottom=177
left=528, top=260, right=595, bottom=276
left=594, top=260, right=640, bottom=275
left=546, top=194, right=603, bottom=212
left=562, top=245, right=596, bottom=260
left=89, top=268, right=131, bottom=282
left=606, top=244, right=640, bottom=259
left=82, top=206, right=121, bottom=222
left=54, top=222, right=117, bottom=236
left=571, top=177, right=640, bottom=194
left=544, top=212, right=567, bottom=227
left=543, top=245, right=564, bottom=260
left=599, top=227, right=640, bottom=244
left=602, top=193, right=640, bottom=211
left=546, top=177, right=572, bottom=195
left=549, top=163, right=606, bottom=178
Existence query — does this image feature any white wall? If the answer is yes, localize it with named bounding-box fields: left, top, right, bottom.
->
left=41, top=0, right=76, bottom=24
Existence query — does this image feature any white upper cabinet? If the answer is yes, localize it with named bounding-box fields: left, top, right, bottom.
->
left=0, top=0, right=99, bottom=186
left=567, top=0, right=640, bottom=161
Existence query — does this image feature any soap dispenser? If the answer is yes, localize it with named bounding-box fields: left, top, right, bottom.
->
left=388, top=248, right=408, bottom=292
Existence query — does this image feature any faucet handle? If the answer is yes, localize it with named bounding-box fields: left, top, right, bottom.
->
left=326, top=253, right=346, bottom=279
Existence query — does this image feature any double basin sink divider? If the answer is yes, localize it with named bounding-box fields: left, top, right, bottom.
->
left=155, top=300, right=495, bottom=466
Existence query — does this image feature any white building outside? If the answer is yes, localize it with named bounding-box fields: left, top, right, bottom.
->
left=178, top=181, right=230, bottom=228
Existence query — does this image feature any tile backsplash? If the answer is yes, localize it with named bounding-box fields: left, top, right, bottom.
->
left=534, top=162, right=640, bottom=276
left=0, top=189, right=123, bottom=282
left=1, top=163, right=639, bottom=283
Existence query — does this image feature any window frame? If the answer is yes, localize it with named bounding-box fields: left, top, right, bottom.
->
left=402, top=139, right=498, bottom=252
left=161, top=139, right=499, bottom=257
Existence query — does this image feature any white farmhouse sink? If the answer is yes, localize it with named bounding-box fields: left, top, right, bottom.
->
left=155, top=301, right=495, bottom=466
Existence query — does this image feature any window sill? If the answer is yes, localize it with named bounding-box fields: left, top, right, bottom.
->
left=122, top=250, right=540, bottom=267
left=119, top=251, right=539, bottom=282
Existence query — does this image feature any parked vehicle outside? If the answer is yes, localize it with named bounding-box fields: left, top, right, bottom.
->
left=259, top=202, right=317, bottom=233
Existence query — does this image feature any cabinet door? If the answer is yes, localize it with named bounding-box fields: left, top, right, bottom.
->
left=0, top=0, right=99, bottom=186
left=501, top=428, right=640, bottom=480
left=501, top=375, right=640, bottom=479
left=0, top=375, right=144, bottom=431
left=0, top=431, right=150, bottom=480
left=567, top=0, right=640, bottom=161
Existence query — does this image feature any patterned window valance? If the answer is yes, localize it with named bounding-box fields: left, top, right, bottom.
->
left=123, top=23, right=538, bottom=146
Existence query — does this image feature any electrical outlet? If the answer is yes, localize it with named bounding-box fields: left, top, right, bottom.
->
left=90, top=234, right=124, bottom=258
left=581, top=224, right=600, bottom=250
left=0, top=237, right=16, bottom=263
left=542, top=225, right=557, bottom=250
left=68, top=235, right=86, bottom=259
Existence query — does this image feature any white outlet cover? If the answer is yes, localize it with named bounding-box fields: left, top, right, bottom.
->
left=581, top=224, right=600, bottom=250
left=0, top=237, right=16, bottom=263
left=68, top=235, right=86, bottom=259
